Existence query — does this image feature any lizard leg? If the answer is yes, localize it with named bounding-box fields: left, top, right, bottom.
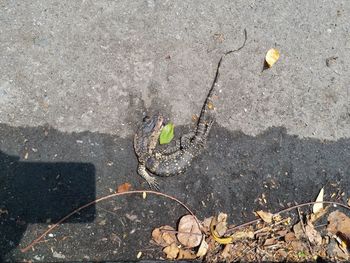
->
left=180, top=132, right=195, bottom=148
left=197, top=119, right=215, bottom=146
left=156, top=131, right=195, bottom=156
left=159, top=131, right=195, bottom=154
left=137, top=164, right=159, bottom=190
left=204, top=119, right=214, bottom=137
left=158, top=139, right=181, bottom=155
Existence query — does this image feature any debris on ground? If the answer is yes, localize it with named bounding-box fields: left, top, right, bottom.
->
left=151, top=192, right=350, bottom=261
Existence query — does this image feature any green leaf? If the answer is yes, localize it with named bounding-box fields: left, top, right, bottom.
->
left=297, top=251, right=306, bottom=258
left=159, top=123, right=174, bottom=145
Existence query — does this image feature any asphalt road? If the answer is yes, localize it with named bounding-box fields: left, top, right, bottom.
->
left=0, top=0, right=349, bottom=261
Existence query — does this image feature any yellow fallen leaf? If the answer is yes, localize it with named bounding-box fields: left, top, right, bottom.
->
left=313, top=187, right=324, bottom=214
left=142, top=191, right=146, bottom=199
left=265, top=48, right=280, bottom=68
left=136, top=251, right=142, bottom=259
left=210, top=217, right=233, bottom=244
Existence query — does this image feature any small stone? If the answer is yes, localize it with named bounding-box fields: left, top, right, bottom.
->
left=52, top=251, right=65, bottom=259
left=33, top=255, right=44, bottom=261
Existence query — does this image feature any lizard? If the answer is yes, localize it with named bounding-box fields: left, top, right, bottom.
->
left=134, top=30, right=247, bottom=189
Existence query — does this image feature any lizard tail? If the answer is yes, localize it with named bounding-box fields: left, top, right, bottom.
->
left=195, top=29, right=248, bottom=139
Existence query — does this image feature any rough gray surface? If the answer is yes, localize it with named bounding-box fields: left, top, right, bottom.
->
left=1, top=0, right=350, bottom=262
left=1, top=0, right=349, bottom=140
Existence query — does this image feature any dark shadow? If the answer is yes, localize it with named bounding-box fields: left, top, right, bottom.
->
left=0, top=150, right=96, bottom=261
left=1, top=123, right=350, bottom=261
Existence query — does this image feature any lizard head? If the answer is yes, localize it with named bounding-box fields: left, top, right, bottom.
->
left=134, top=113, right=164, bottom=157
left=141, top=113, right=164, bottom=134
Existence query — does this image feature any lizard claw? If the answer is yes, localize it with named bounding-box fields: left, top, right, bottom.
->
left=147, top=177, right=160, bottom=190
left=138, top=164, right=160, bottom=190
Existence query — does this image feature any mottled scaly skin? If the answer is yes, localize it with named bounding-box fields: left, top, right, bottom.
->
left=134, top=30, right=247, bottom=188
left=145, top=119, right=213, bottom=177
left=134, top=114, right=164, bottom=187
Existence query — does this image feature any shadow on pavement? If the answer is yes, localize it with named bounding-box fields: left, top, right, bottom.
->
left=1, top=123, right=350, bottom=261
left=0, top=150, right=96, bottom=261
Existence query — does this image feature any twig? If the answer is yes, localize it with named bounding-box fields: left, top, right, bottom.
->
left=297, top=207, right=312, bottom=254
left=233, top=240, right=257, bottom=261
left=254, top=217, right=290, bottom=235
left=21, top=190, right=198, bottom=253
left=227, top=200, right=350, bottom=234
left=159, top=228, right=203, bottom=236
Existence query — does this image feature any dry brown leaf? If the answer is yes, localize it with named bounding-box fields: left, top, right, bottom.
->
left=215, top=213, right=228, bottom=236
left=196, top=239, right=208, bottom=257
left=152, top=227, right=165, bottom=246
left=313, top=187, right=324, bottom=214
left=327, top=210, right=350, bottom=250
left=162, top=230, right=177, bottom=245
left=265, top=48, right=280, bottom=68
left=264, top=237, right=277, bottom=246
left=177, top=215, right=202, bottom=248
left=215, top=221, right=227, bottom=237
left=256, top=210, right=273, bottom=223
left=221, top=244, right=233, bottom=259
left=177, top=249, right=197, bottom=260
left=116, top=182, right=132, bottom=193
left=276, top=230, right=288, bottom=237
left=273, top=214, right=282, bottom=222
left=293, top=221, right=304, bottom=240
left=217, top=212, right=228, bottom=222
left=305, top=221, right=322, bottom=246
left=291, top=240, right=308, bottom=252
left=328, top=239, right=349, bottom=260
left=152, top=225, right=177, bottom=247
left=163, top=243, right=179, bottom=259
left=232, top=230, right=255, bottom=240
left=327, top=211, right=350, bottom=235
left=284, top=232, right=296, bottom=242
left=276, top=249, right=288, bottom=259
left=201, top=216, right=213, bottom=233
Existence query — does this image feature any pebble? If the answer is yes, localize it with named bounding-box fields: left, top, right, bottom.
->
left=52, top=251, right=66, bottom=259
